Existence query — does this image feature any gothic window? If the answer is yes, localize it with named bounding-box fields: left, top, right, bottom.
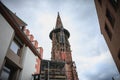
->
left=61, top=48, right=64, bottom=52
left=56, top=33, right=59, bottom=42
left=60, top=32, right=65, bottom=43
left=61, top=48, right=62, bottom=51
left=63, top=48, right=64, bottom=52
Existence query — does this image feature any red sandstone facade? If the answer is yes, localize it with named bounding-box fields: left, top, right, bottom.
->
left=49, top=13, right=79, bottom=80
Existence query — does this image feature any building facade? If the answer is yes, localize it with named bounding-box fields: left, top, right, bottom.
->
left=0, top=2, right=43, bottom=80
left=40, top=60, right=66, bottom=80
left=94, top=0, right=120, bottom=72
left=49, top=13, right=79, bottom=80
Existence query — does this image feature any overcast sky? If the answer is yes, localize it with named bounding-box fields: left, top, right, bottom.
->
left=2, top=0, right=120, bottom=80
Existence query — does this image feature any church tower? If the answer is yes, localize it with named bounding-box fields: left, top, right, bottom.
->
left=49, top=13, right=79, bottom=80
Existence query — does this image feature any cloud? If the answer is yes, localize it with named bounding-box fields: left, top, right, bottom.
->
left=76, top=50, right=118, bottom=80
left=2, top=0, right=120, bottom=80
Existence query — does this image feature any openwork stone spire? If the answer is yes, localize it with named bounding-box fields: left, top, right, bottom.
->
left=49, top=13, right=79, bottom=80
left=55, top=12, right=63, bottom=28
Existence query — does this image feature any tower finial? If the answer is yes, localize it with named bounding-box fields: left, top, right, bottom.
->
left=55, top=12, right=63, bottom=28
left=58, top=12, right=60, bottom=17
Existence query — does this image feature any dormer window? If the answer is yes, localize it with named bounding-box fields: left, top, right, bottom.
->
left=19, top=26, right=25, bottom=31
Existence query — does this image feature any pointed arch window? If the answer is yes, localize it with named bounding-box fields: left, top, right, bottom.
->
left=60, top=32, right=65, bottom=43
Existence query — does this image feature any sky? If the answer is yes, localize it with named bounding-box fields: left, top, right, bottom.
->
left=2, top=0, right=120, bottom=80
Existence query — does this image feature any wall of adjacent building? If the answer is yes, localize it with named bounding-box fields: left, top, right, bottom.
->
left=94, top=0, right=120, bottom=72
left=0, top=13, right=41, bottom=80
left=0, top=3, right=42, bottom=79
left=19, top=47, right=37, bottom=80
left=0, top=13, right=14, bottom=70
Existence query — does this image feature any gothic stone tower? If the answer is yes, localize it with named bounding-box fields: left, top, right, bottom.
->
left=49, top=13, right=79, bottom=80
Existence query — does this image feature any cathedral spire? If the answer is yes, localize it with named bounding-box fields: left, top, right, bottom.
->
left=49, top=13, right=70, bottom=40
left=55, top=12, right=63, bottom=28
left=49, top=13, right=79, bottom=80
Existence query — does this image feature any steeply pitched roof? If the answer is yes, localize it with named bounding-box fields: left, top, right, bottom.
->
left=9, top=11, right=27, bottom=27
left=55, top=12, right=63, bottom=28
left=0, top=1, right=41, bottom=59
left=0, top=1, right=27, bottom=27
